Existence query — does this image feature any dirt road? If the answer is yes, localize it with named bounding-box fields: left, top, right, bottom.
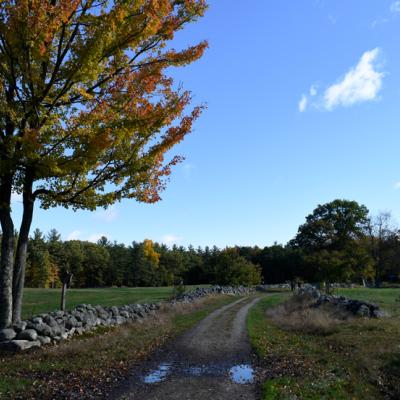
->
left=115, top=296, right=261, bottom=400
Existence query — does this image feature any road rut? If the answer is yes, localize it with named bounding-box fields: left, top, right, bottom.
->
left=115, top=296, right=261, bottom=400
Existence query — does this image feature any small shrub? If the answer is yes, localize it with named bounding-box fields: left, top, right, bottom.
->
left=172, top=281, right=186, bottom=299
left=266, top=295, right=346, bottom=335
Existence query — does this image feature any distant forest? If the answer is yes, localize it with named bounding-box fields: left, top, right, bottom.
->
left=4, top=199, right=400, bottom=289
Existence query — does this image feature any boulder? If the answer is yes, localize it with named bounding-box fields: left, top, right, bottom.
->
left=33, top=323, right=54, bottom=337
left=65, top=316, right=78, bottom=330
left=37, top=336, right=51, bottom=345
left=12, top=321, right=27, bottom=333
left=17, top=329, right=38, bottom=341
left=372, top=309, right=388, bottom=318
left=0, top=328, right=16, bottom=341
left=0, top=340, right=41, bottom=353
left=356, top=304, right=371, bottom=317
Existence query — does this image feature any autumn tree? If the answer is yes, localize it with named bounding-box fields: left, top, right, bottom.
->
left=0, top=0, right=207, bottom=327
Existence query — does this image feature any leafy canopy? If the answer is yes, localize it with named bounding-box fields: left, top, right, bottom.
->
left=291, top=199, right=369, bottom=251
left=0, top=0, right=207, bottom=209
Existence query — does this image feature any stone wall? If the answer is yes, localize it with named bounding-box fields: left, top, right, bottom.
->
left=297, top=286, right=388, bottom=318
left=0, top=285, right=252, bottom=353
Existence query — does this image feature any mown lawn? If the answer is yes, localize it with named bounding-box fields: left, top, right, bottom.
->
left=248, top=289, right=400, bottom=400
left=22, top=286, right=205, bottom=319
left=336, top=287, right=400, bottom=316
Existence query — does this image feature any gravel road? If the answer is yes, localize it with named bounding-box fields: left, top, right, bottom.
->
left=115, top=296, right=261, bottom=400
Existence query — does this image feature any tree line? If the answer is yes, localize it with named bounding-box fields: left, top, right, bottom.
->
left=22, top=230, right=262, bottom=289
left=15, top=199, right=400, bottom=290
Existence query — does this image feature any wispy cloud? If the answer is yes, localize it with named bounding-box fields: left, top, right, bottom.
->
left=182, top=163, right=195, bottom=178
left=298, top=85, right=318, bottom=113
left=370, top=17, right=390, bottom=28
left=370, top=2, right=400, bottom=28
left=328, top=15, right=337, bottom=25
left=87, top=233, right=108, bottom=243
left=67, top=230, right=82, bottom=240
left=393, top=182, right=400, bottom=189
left=390, top=1, right=400, bottom=14
left=298, top=95, right=308, bottom=112
left=299, top=49, right=384, bottom=112
left=94, top=206, right=119, bottom=222
left=66, top=230, right=109, bottom=242
left=161, top=234, right=182, bottom=247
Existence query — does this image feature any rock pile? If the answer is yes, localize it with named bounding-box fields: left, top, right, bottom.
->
left=297, top=286, right=387, bottom=318
left=0, top=285, right=251, bottom=353
left=173, top=285, right=253, bottom=303
left=255, top=284, right=291, bottom=292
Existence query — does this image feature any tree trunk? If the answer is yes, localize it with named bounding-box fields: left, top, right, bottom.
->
left=362, top=277, right=367, bottom=287
left=12, top=178, right=34, bottom=323
left=60, top=273, right=73, bottom=311
left=60, top=282, right=67, bottom=311
left=0, top=176, right=14, bottom=329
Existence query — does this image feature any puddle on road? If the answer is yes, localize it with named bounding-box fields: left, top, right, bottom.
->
left=143, top=363, right=172, bottom=383
left=143, top=362, right=254, bottom=385
left=229, top=364, right=254, bottom=384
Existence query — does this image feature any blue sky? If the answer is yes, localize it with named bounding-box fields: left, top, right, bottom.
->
left=12, top=0, right=400, bottom=248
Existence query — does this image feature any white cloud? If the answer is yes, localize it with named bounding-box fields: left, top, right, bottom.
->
left=94, top=206, right=119, bottom=222
left=394, top=182, right=400, bottom=189
left=161, top=234, right=182, bottom=247
left=298, top=95, right=308, bottom=112
left=391, top=1, right=400, bottom=14
left=323, top=48, right=384, bottom=110
left=67, top=230, right=82, bottom=240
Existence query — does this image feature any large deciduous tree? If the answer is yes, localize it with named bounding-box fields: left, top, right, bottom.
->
left=0, top=0, right=207, bottom=328
left=290, top=199, right=372, bottom=286
left=290, top=199, right=369, bottom=251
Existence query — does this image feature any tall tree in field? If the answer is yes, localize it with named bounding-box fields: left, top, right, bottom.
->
left=0, top=0, right=207, bottom=327
left=290, top=199, right=369, bottom=251
left=290, top=199, right=371, bottom=286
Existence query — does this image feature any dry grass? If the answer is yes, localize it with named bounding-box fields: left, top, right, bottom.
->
left=35, top=296, right=212, bottom=364
left=0, top=295, right=235, bottom=399
left=266, top=294, right=349, bottom=335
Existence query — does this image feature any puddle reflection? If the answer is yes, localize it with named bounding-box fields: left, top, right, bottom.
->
left=229, top=364, right=254, bottom=384
left=143, top=363, right=172, bottom=383
left=143, top=362, right=254, bottom=384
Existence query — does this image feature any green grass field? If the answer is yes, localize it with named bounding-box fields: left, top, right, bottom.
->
left=22, top=286, right=204, bottom=319
left=248, top=288, right=400, bottom=400
left=336, top=287, right=400, bottom=316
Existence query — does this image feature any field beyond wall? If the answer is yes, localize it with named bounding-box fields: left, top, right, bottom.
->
left=22, top=286, right=207, bottom=319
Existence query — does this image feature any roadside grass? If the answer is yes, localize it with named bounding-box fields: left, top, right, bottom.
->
left=0, top=294, right=236, bottom=400
left=22, top=285, right=208, bottom=319
left=248, top=289, right=400, bottom=400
